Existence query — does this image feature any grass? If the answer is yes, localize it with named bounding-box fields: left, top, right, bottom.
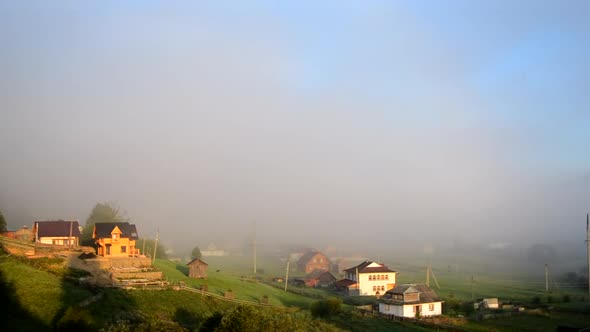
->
left=155, top=258, right=324, bottom=308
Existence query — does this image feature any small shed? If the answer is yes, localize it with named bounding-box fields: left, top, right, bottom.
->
left=187, top=258, right=208, bottom=279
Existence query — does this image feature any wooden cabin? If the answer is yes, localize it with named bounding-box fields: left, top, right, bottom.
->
left=187, top=258, right=208, bottom=279
left=93, top=222, right=140, bottom=257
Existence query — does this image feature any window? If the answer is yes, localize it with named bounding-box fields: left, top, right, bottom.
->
left=372, top=286, right=376, bottom=291
left=429, top=304, right=435, bottom=311
left=380, top=285, right=385, bottom=291
left=385, top=275, right=389, bottom=280
left=369, top=275, right=373, bottom=281
left=121, top=246, right=127, bottom=253
left=113, top=233, right=118, bottom=240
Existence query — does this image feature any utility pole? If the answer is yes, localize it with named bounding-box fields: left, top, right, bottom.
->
left=69, top=220, right=73, bottom=248
left=545, top=264, right=549, bottom=292
left=152, top=230, right=159, bottom=265
left=586, top=213, right=589, bottom=300
left=426, top=265, right=430, bottom=287
left=471, top=275, right=475, bottom=301
left=284, top=256, right=290, bottom=291
left=253, top=221, right=257, bottom=275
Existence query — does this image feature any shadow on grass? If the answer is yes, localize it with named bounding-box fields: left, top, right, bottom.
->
left=0, top=269, right=49, bottom=332
left=176, top=263, right=189, bottom=276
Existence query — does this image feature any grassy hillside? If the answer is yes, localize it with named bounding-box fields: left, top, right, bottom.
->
left=0, top=249, right=426, bottom=331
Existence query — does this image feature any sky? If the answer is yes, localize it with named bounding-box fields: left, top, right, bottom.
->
left=1, top=1, right=589, bottom=257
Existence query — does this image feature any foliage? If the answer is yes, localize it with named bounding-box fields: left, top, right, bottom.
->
left=140, top=239, right=168, bottom=259
left=81, top=202, right=127, bottom=246
left=54, top=307, right=96, bottom=332
left=217, top=305, right=339, bottom=332
left=0, top=209, right=7, bottom=232
left=310, top=298, right=342, bottom=318
left=198, top=312, right=223, bottom=332
left=191, top=246, right=202, bottom=260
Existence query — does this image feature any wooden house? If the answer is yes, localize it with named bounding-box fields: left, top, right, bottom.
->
left=335, top=260, right=396, bottom=296
left=378, top=283, right=443, bottom=317
left=297, top=250, right=331, bottom=274
left=300, top=270, right=336, bottom=288
left=33, top=220, right=80, bottom=246
left=93, top=222, right=140, bottom=257
left=187, top=258, right=208, bottom=279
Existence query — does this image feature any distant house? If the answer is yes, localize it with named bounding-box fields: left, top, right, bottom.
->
left=201, top=244, right=226, bottom=257
left=300, top=270, right=336, bottom=288
left=335, top=260, right=396, bottom=296
left=475, top=298, right=499, bottom=310
left=187, top=258, right=208, bottom=279
left=33, top=220, right=80, bottom=246
left=15, top=226, right=33, bottom=242
left=378, top=283, right=443, bottom=318
left=93, top=222, right=140, bottom=257
left=297, top=251, right=331, bottom=274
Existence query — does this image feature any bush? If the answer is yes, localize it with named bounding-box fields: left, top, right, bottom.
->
left=199, top=312, right=223, bottom=332
left=310, top=298, right=342, bottom=318
left=563, top=294, right=570, bottom=303
left=55, top=307, right=95, bottom=332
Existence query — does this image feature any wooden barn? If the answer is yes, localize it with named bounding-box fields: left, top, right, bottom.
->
left=187, top=258, right=208, bottom=279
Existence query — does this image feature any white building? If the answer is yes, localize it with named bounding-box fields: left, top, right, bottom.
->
left=336, top=260, right=397, bottom=296
left=378, top=283, right=443, bottom=318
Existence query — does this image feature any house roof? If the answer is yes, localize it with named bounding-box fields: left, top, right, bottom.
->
left=304, top=270, right=336, bottom=280
left=334, top=279, right=358, bottom=288
left=94, top=222, right=139, bottom=240
left=297, top=250, right=329, bottom=265
left=379, top=283, right=442, bottom=305
left=343, top=260, right=395, bottom=274
left=35, top=220, right=80, bottom=238
left=186, top=258, right=208, bottom=266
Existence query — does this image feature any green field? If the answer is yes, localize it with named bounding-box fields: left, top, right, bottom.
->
left=2, top=245, right=589, bottom=332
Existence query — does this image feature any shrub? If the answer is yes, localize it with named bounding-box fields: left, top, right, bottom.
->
left=55, top=307, right=95, bottom=332
left=199, top=312, right=224, bottom=332
left=563, top=294, right=570, bottom=303
left=310, top=298, right=342, bottom=318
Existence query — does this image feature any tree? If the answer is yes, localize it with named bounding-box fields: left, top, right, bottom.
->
left=81, top=202, right=127, bottom=246
left=0, top=210, right=6, bottom=232
left=191, top=246, right=202, bottom=260
left=140, top=238, right=168, bottom=259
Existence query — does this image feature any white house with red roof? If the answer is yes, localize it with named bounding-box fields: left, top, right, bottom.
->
left=378, top=283, right=443, bottom=317
left=335, top=260, right=396, bottom=296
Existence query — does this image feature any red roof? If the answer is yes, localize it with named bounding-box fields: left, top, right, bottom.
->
left=343, top=260, right=395, bottom=274
left=35, top=220, right=80, bottom=238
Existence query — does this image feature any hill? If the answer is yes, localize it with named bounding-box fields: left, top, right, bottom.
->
left=0, top=247, right=425, bottom=332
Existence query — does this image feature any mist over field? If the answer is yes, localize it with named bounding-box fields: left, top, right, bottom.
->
left=1, top=1, right=589, bottom=273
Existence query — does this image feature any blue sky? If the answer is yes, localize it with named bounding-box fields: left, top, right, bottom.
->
left=0, top=1, right=588, bottom=253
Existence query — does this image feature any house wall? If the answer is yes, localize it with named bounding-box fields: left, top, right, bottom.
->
left=302, top=253, right=330, bottom=273
left=358, top=272, right=396, bottom=296
left=38, top=236, right=78, bottom=246
left=379, top=303, right=404, bottom=317
left=97, top=237, right=137, bottom=257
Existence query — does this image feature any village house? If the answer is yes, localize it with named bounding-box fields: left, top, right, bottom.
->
left=378, top=283, right=443, bottom=318
left=186, top=258, right=208, bottom=279
left=335, top=260, right=396, bottom=296
left=32, top=220, right=81, bottom=246
left=93, top=222, right=140, bottom=257
left=298, top=270, right=337, bottom=288
left=296, top=250, right=331, bottom=274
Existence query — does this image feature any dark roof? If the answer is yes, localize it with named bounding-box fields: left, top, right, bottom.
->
left=187, top=258, right=208, bottom=266
left=334, top=279, right=357, bottom=287
left=304, top=270, right=336, bottom=280
left=35, top=221, right=80, bottom=238
left=379, top=283, right=442, bottom=305
left=343, top=260, right=395, bottom=273
left=298, top=251, right=329, bottom=265
left=94, top=222, right=139, bottom=240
